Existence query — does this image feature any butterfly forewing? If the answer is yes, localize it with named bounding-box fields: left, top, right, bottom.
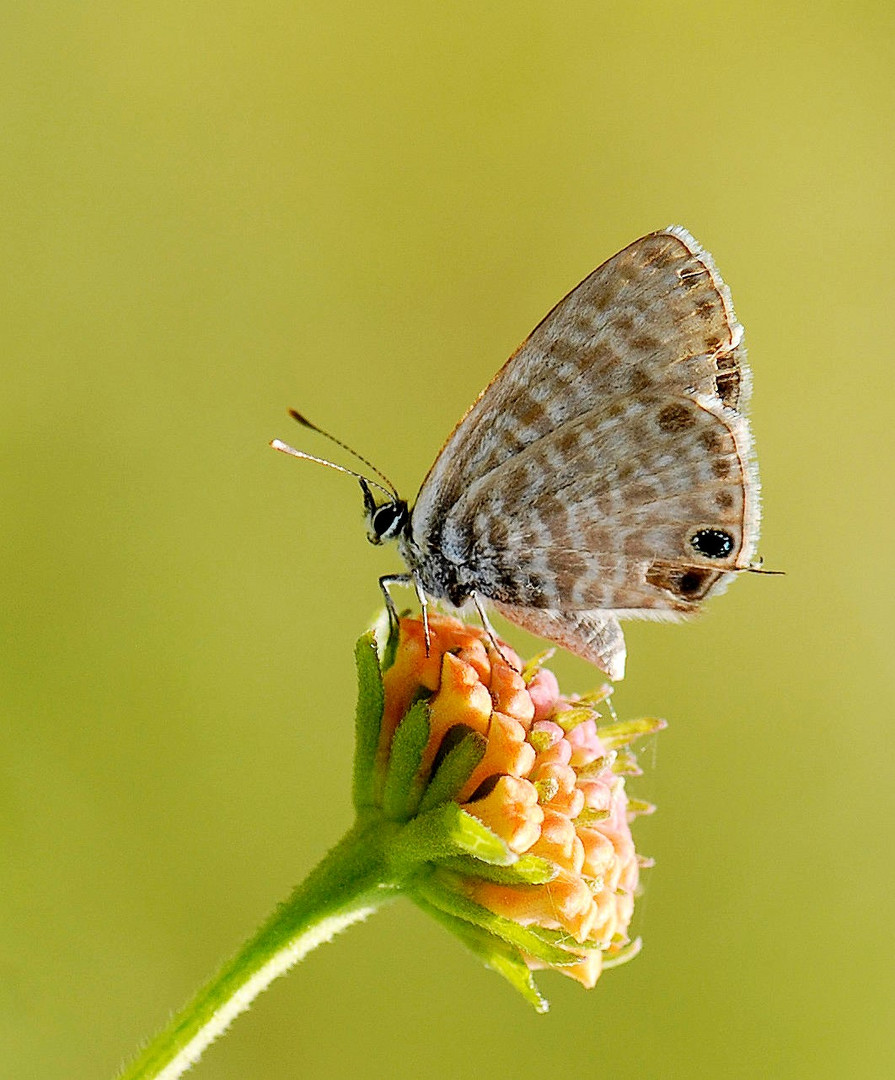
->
left=405, top=226, right=760, bottom=675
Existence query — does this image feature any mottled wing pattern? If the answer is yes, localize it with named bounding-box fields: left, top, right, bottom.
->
left=409, top=226, right=760, bottom=675
left=447, top=390, right=751, bottom=610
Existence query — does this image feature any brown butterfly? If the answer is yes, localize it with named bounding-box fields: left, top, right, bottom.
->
left=273, top=226, right=760, bottom=680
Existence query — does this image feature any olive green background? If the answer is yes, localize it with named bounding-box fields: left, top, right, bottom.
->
left=3, top=3, right=893, bottom=1078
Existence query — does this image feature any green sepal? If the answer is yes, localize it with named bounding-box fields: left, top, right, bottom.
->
left=415, top=874, right=583, bottom=968
left=393, top=801, right=515, bottom=867
left=575, top=684, right=614, bottom=707
left=534, top=776, right=560, bottom=804
left=417, top=729, right=487, bottom=814
left=379, top=610, right=400, bottom=672
left=527, top=729, right=554, bottom=753
left=626, top=798, right=656, bottom=817
left=554, top=706, right=598, bottom=733
left=381, top=701, right=430, bottom=821
left=522, top=923, right=602, bottom=952
left=596, top=715, right=667, bottom=749
left=610, top=749, right=642, bottom=776
left=576, top=806, right=610, bottom=826
left=574, top=754, right=609, bottom=778
left=601, top=936, right=643, bottom=969
left=352, top=630, right=386, bottom=812
left=412, top=895, right=549, bottom=1013
left=438, top=853, right=558, bottom=885
left=520, top=648, right=556, bottom=684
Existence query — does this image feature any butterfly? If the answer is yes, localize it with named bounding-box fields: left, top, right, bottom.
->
left=273, top=226, right=760, bottom=680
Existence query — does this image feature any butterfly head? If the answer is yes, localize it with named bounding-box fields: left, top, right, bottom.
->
left=362, top=481, right=409, bottom=546
left=271, top=410, right=409, bottom=547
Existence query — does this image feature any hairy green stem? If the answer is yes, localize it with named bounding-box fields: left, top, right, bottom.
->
left=116, top=821, right=402, bottom=1080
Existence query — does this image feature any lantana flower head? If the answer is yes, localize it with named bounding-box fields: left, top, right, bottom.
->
left=355, top=612, right=664, bottom=1009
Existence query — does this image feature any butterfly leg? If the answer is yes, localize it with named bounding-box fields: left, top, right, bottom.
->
left=472, top=592, right=519, bottom=671
left=412, top=572, right=431, bottom=655
left=378, top=574, right=413, bottom=636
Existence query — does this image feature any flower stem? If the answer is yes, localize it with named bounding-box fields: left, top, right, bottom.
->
left=115, top=820, right=402, bottom=1080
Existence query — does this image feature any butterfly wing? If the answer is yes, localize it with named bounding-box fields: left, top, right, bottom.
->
left=489, top=605, right=627, bottom=681
left=444, top=388, right=753, bottom=611
left=409, top=226, right=760, bottom=672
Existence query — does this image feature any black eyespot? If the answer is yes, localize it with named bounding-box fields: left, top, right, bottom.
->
left=678, top=570, right=706, bottom=595
left=690, top=528, right=734, bottom=559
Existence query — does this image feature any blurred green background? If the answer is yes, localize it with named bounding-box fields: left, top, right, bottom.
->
left=3, top=2, right=893, bottom=1077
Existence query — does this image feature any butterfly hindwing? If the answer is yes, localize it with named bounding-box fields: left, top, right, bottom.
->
left=489, top=603, right=627, bottom=681
left=442, top=390, right=754, bottom=614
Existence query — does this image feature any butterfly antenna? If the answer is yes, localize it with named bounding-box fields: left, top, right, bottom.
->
left=288, top=409, right=398, bottom=496
left=269, top=440, right=395, bottom=502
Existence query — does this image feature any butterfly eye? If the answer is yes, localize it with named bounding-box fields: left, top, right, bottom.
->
left=690, top=528, right=734, bottom=559
left=372, top=502, right=406, bottom=541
